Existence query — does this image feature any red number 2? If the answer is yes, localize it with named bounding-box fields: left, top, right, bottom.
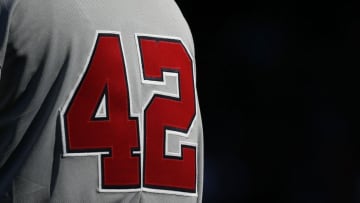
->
left=61, top=33, right=197, bottom=195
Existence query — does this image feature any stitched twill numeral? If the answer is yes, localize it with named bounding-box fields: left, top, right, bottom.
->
left=139, top=37, right=196, bottom=193
left=63, top=34, right=140, bottom=189
left=63, top=33, right=196, bottom=193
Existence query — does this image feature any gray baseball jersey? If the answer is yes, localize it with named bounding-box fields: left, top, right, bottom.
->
left=0, top=0, right=204, bottom=202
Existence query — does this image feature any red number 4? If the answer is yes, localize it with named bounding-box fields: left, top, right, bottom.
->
left=60, top=32, right=197, bottom=195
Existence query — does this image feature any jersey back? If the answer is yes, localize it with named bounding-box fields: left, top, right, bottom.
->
left=0, top=0, right=203, bottom=202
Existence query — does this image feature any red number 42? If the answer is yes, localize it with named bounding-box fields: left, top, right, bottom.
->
left=60, top=33, right=198, bottom=195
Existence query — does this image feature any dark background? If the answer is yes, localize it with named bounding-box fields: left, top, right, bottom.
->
left=175, top=1, right=359, bottom=203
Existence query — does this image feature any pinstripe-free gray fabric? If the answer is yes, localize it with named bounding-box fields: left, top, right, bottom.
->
left=0, top=0, right=203, bottom=202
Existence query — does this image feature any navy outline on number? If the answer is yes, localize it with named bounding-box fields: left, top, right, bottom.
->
left=62, top=32, right=141, bottom=190
left=137, top=36, right=197, bottom=193
left=60, top=32, right=198, bottom=196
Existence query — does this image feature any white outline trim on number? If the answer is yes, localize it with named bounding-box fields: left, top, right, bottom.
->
left=59, top=30, right=141, bottom=193
left=59, top=31, right=198, bottom=197
left=135, top=33, right=198, bottom=197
